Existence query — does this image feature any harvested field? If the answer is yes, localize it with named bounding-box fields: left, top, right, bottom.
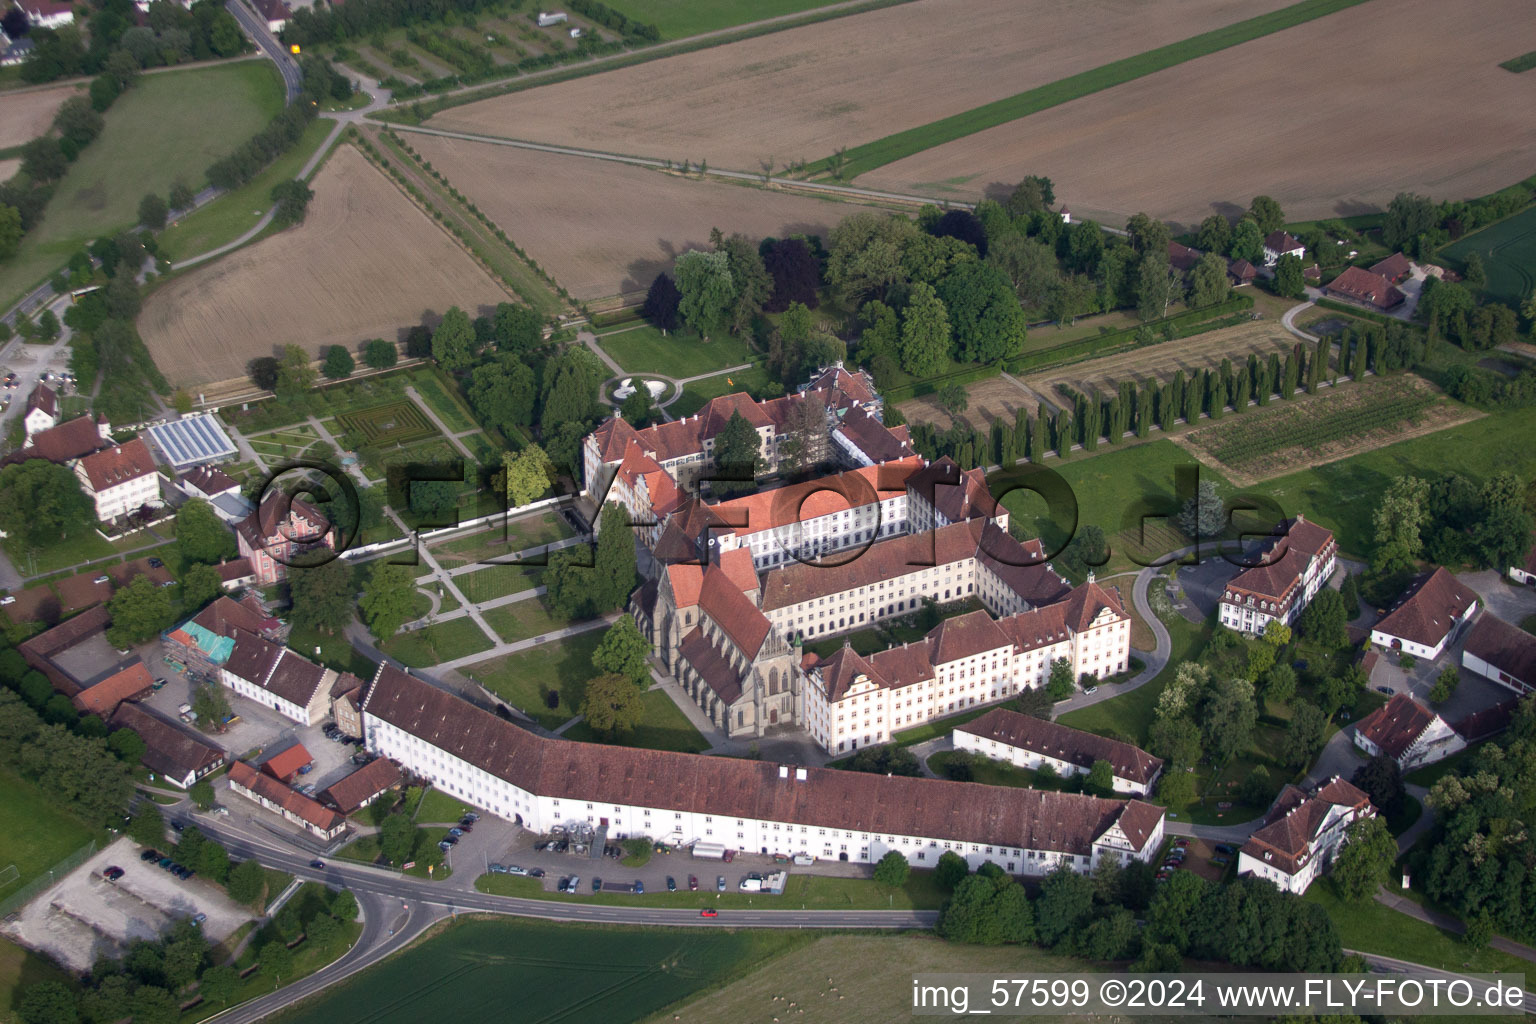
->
left=1025, top=319, right=1303, bottom=402
left=1175, top=374, right=1480, bottom=487
left=404, top=134, right=869, bottom=299
left=426, top=0, right=1298, bottom=173
left=0, top=82, right=82, bottom=150
left=865, top=0, right=1536, bottom=226
left=138, top=145, right=511, bottom=386
left=896, top=374, right=1037, bottom=432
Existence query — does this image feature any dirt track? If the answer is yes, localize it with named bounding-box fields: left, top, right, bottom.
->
left=138, top=145, right=511, bottom=386
left=0, top=83, right=82, bottom=150
left=427, top=0, right=1296, bottom=174
left=406, top=133, right=873, bottom=299
left=897, top=375, right=1038, bottom=432
left=864, top=0, right=1536, bottom=226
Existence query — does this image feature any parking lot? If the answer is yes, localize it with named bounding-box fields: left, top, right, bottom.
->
left=1157, top=836, right=1232, bottom=885
left=1, top=838, right=253, bottom=972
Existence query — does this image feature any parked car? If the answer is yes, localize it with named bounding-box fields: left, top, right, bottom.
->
left=170, top=819, right=186, bottom=832
left=103, top=866, right=124, bottom=881
left=506, top=865, right=527, bottom=876
left=488, top=863, right=508, bottom=874
left=151, top=677, right=167, bottom=690
left=463, top=812, right=480, bottom=822
left=591, top=877, right=602, bottom=892
left=1083, top=685, right=1098, bottom=695
left=449, top=827, right=464, bottom=837
left=1376, top=685, right=1394, bottom=695
left=688, top=875, right=698, bottom=890
left=700, top=908, right=718, bottom=918
left=0, top=596, right=13, bottom=606
left=666, top=876, right=677, bottom=892
left=92, top=575, right=110, bottom=585
left=556, top=876, right=571, bottom=893
left=1173, top=838, right=1189, bottom=849
left=140, top=849, right=159, bottom=862
left=157, top=858, right=174, bottom=870
left=1211, top=855, right=1230, bottom=866
left=458, top=823, right=473, bottom=833
left=1214, top=843, right=1235, bottom=856
left=633, top=880, right=644, bottom=894
left=716, top=875, right=726, bottom=891
left=527, top=868, right=545, bottom=878
left=147, top=558, right=163, bottom=569
left=439, top=841, right=454, bottom=851
left=191, top=913, right=207, bottom=925
left=310, top=860, right=325, bottom=869
left=440, top=835, right=458, bottom=846
left=533, top=841, right=549, bottom=852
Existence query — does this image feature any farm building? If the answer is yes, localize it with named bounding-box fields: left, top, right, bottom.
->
left=228, top=760, right=347, bottom=840
left=1324, top=266, right=1406, bottom=312
left=1168, top=241, right=1202, bottom=274
left=1352, top=693, right=1465, bottom=770
left=953, top=707, right=1163, bottom=795
left=1237, top=777, right=1376, bottom=894
left=1509, top=538, right=1536, bottom=585
left=252, top=0, right=289, bottom=31
left=1262, top=231, right=1306, bottom=267
left=73, top=663, right=156, bottom=718
left=110, top=702, right=226, bottom=789
left=362, top=663, right=1167, bottom=874
left=1369, top=252, right=1413, bottom=283
left=320, top=757, right=402, bottom=815
left=147, top=414, right=238, bottom=473
left=223, top=631, right=337, bottom=726
left=1227, top=259, right=1258, bottom=286
left=1369, top=567, right=1479, bottom=659
left=1218, top=517, right=1337, bottom=635
left=17, top=606, right=157, bottom=714
left=1462, top=613, right=1536, bottom=695
left=10, top=413, right=111, bottom=466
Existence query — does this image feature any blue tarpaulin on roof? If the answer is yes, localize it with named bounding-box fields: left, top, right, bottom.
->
left=178, top=621, right=235, bottom=664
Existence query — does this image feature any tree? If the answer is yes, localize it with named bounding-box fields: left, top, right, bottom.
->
left=580, top=672, right=645, bottom=737
left=127, top=802, right=165, bottom=847
left=1381, top=192, right=1439, bottom=250
left=1472, top=504, right=1534, bottom=572
left=674, top=249, right=735, bottom=339
left=225, top=858, right=266, bottom=905
left=188, top=776, right=216, bottom=811
left=1281, top=702, right=1328, bottom=768
left=169, top=180, right=196, bottom=211
left=360, top=338, right=397, bottom=370
left=1331, top=815, right=1396, bottom=901
left=1296, top=588, right=1349, bottom=648
left=330, top=888, right=359, bottom=920
left=0, top=459, right=96, bottom=549
left=642, top=272, right=682, bottom=331
left=20, top=981, right=79, bottom=1024
left=1035, top=866, right=1095, bottom=948
left=1351, top=755, right=1404, bottom=811
left=248, top=356, right=280, bottom=392
left=1463, top=251, right=1486, bottom=291
left=287, top=559, right=355, bottom=634
left=898, top=280, right=950, bottom=376
left=269, top=179, right=314, bottom=226
left=20, top=137, right=67, bottom=182
left=873, top=850, right=910, bottom=888
left=175, top=498, right=237, bottom=566
left=1227, top=218, right=1264, bottom=264
left=936, top=260, right=1026, bottom=363
left=106, top=576, right=173, bottom=648
left=199, top=964, right=239, bottom=1006
left=1149, top=716, right=1202, bottom=765
left=1155, top=767, right=1194, bottom=807
left=1239, top=765, right=1272, bottom=807
left=109, top=727, right=147, bottom=765
left=1273, top=253, right=1305, bottom=299
left=275, top=343, right=316, bottom=398
left=259, top=941, right=293, bottom=980
left=711, top=409, right=765, bottom=490
left=1188, top=251, right=1231, bottom=308
left=1262, top=662, right=1298, bottom=705
left=1006, top=174, right=1054, bottom=216
left=1175, top=478, right=1225, bottom=539
left=0, top=206, right=21, bottom=262
left=762, top=237, right=821, bottom=311
left=321, top=345, right=354, bottom=380
left=935, top=850, right=970, bottom=889
left=138, top=192, right=168, bottom=230
left=1085, top=759, right=1114, bottom=795
left=843, top=744, right=922, bottom=777
left=592, top=616, right=650, bottom=687
left=716, top=230, right=772, bottom=335
left=1428, top=665, right=1461, bottom=704
left=498, top=445, right=554, bottom=511
left=359, top=562, right=415, bottom=643
left=491, top=302, right=543, bottom=354
left=1203, top=678, right=1257, bottom=764
left=1371, top=475, right=1430, bottom=571
left=466, top=356, right=537, bottom=436
left=378, top=813, right=416, bottom=865
left=1045, top=657, right=1075, bottom=700
left=1248, top=196, right=1285, bottom=235
left=431, top=307, right=475, bottom=372
left=1196, top=214, right=1232, bottom=255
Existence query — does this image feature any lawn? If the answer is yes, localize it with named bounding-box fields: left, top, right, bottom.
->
left=1405, top=743, right=1484, bottom=788
left=1439, top=201, right=1536, bottom=307
left=3, top=529, right=116, bottom=577
left=409, top=369, right=480, bottom=434
left=0, top=61, right=285, bottom=309
left=597, top=324, right=754, bottom=378
left=823, top=0, right=1371, bottom=179
left=0, top=935, right=73, bottom=1023
left=671, top=364, right=774, bottom=417
left=467, top=631, right=602, bottom=728
left=1259, top=405, right=1536, bottom=558
left=888, top=703, right=1000, bottom=747
left=991, top=439, right=1228, bottom=575
left=481, top=597, right=584, bottom=644
left=1304, top=883, right=1531, bottom=975
left=285, top=624, right=379, bottom=680
left=476, top=866, right=948, bottom=910
left=272, top=917, right=811, bottom=1024
left=411, top=786, right=489, bottom=824
left=563, top=689, right=709, bottom=753
left=157, top=117, right=335, bottom=263
left=453, top=564, right=542, bottom=604
left=260, top=867, right=296, bottom=911
left=380, top=617, right=495, bottom=667
left=429, top=512, right=575, bottom=568
left=927, top=749, right=1039, bottom=788
left=0, top=768, right=97, bottom=892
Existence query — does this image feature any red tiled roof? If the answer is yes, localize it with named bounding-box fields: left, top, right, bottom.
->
left=908, top=457, right=997, bottom=523
left=262, top=648, right=330, bottom=707
left=700, top=392, right=772, bottom=436
left=760, top=520, right=983, bottom=612
left=75, top=662, right=154, bottom=716
left=677, top=626, right=746, bottom=704
left=813, top=645, right=886, bottom=701
left=109, top=702, right=224, bottom=781
left=716, top=547, right=758, bottom=593
left=1354, top=693, right=1437, bottom=760
left=189, top=595, right=280, bottom=640
left=230, top=760, right=344, bottom=832
left=363, top=665, right=1163, bottom=857
left=18, top=416, right=108, bottom=464
left=1374, top=568, right=1478, bottom=648
left=928, top=609, right=1011, bottom=665
left=698, top=564, right=771, bottom=658
left=237, top=490, right=330, bottom=548
left=958, top=707, right=1163, bottom=785
left=1240, top=777, right=1371, bottom=876
left=1326, top=266, right=1405, bottom=311
left=26, top=383, right=57, bottom=419
left=215, top=558, right=255, bottom=583
left=1167, top=241, right=1202, bottom=272
left=833, top=404, right=913, bottom=464
left=78, top=438, right=156, bottom=492
left=1369, top=252, right=1412, bottom=282
left=1001, top=602, right=1071, bottom=652
left=182, top=465, right=240, bottom=496
left=803, top=365, right=876, bottom=406
left=589, top=415, right=642, bottom=463
left=1227, top=258, right=1258, bottom=282
left=320, top=758, right=401, bottom=814
left=704, top=459, right=921, bottom=538
left=977, top=526, right=1071, bottom=607
left=1224, top=518, right=1336, bottom=603
left=1056, top=579, right=1126, bottom=632
left=262, top=743, right=313, bottom=781
left=1264, top=230, right=1303, bottom=253
left=665, top=564, right=705, bottom=608
left=1464, top=614, right=1536, bottom=688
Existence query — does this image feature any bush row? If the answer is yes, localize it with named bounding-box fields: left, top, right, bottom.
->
left=1006, top=295, right=1256, bottom=374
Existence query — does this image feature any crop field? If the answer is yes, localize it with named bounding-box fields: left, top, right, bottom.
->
left=865, top=0, right=1536, bottom=225
left=600, top=0, right=848, bottom=39
left=1024, top=319, right=1305, bottom=401
left=0, top=61, right=283, bottom=309
left=1178, top=374, right=1477, bottom=486
left=336, top=401, right=438, bottom=446
left=138, top=145, right=512, bottom=386
left=896, top=374, right=1037, bottom=432
left=425, top=0, right=1299, bottom=174
left=1440, top=203, right=1536, bottom=307
left=401, top=133, right=868, bottom=299
left=0, top=82, right=83, bottom=150
left=276, top=917, right=808, bottom=1024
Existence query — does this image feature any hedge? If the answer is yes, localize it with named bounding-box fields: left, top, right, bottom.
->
left=1313, top=297, right=1405, bottom=327
left=1006, top=295, right=1255, bottom=374
left=881, top=360, right=1002, bottom=403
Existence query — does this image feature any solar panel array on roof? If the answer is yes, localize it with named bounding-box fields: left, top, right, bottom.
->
left=147, top=415, right=238, bottom=470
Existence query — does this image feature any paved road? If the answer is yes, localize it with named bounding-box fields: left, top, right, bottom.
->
left=226, top=0, right=302, bottom=101
left=1051, top=561, right=1173, bottom=715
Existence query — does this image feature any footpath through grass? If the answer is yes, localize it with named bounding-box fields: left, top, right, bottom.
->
left=477, top=867, right=947, bottom=909
left=0, top=60, right=283, bottom=308
left=1305, top=883, right=1531, bottom=975
left=820, top=0, right=1371, bottom=179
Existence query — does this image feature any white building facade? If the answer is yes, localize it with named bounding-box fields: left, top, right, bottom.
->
left=1237, top=778, right=1376, bottom=894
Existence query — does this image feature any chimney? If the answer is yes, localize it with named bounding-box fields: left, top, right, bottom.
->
left=795, top=768, right=807, bottom=781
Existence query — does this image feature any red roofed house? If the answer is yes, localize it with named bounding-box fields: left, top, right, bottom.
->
left=236, top=490, right=336, bottom=585
left=1226, top=259, right=1258, bottom=287
left=14, top=0, right=75, bottom=29
left=261, top=743, right=313, bottom=783
left=1352, top=693, right=1465, bottom=770
left=955, top=707, right=1164, bottom=795
left=1369, top=252, right=1413, bottom=284
left=319, top=757, right=401, bottom=815
left=23, top=383, right=58, bottom=437
left=252, top=0, right=289, bottom=31
left=14, top=413, right=111, bottom=465
left=1325, top=265, right=1406, bottom=313
left=75, top=438, right=160, bottom=523
left=74, top=662, right=155, bottom=718
left=1370, top=567, right=1479, bottom=660
left=1238, top=777, right=1375, bottom=894
left=1218, top=516, right=1337, bottom=635
left=1167, top=240, right=1202, bottom=274
left=109, top=702, right=226, bottom=789
left=222, top=633, right=336, bottom=726
left=1262, top=230, right=1306, bottom=267
left=1462, top=613, right=1536, bottom=696
left=228, top=761, right=346, bottom=840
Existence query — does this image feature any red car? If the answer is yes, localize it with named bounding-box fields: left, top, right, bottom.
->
left=700, top=908, right=718, bottom=918
left=688, top=875, right=698, bottom=891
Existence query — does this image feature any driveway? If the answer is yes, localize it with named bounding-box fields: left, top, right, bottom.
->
left=1459, top=569, right=1536, bottom=625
